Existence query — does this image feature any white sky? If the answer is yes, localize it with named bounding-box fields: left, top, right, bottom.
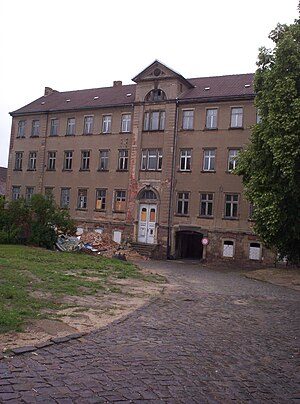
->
left=0, top=0, right=298, bottom=167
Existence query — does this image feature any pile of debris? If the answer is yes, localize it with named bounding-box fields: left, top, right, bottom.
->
left=56, top=232, right=148, bottom=261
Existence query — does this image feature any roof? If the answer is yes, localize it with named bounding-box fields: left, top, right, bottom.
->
left=0, top=167, right=7, bottom=196
left=10, top=73, right=255, bottom=116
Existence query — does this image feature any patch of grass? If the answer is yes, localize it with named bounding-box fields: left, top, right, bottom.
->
left=0, top=245, right=162, bottom=333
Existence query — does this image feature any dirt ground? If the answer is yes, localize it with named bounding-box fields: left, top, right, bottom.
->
left=0, top=271, right=166, bottom=353
left=1, top=264, right=299, bottom=353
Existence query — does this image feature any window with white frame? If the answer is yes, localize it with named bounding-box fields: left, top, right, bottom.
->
left=223, top=240, right=234, bottom=257
left=182, top=110, right=194, bottom=130
left=225, top=194, right=239, bottom=218
left=12, top=186, right=21, bottom=200
left=200, top=193, right=213, bottom=217
left=64, top=151, right=73, bottom=170
left=83, top=116, right=93, bottom=134
left=230, top=107, right=243, bottom=128
left=228, top=149, right=240, bottom=171
left=47, top=151, right=56, bottom=170
left=176, top=192, right=189, bottom=215
left=114, top=190, right=126, bottom=211
left=14, top=152, right=23, bottom=170
left=28, top=151, right=37, bottom=171
left=118, top=150, right=128, bottom=170
left=81, top=151, right=90, bottom=170
left=60, top=188, right=70, bottom=208
left=249, top=242, right=261, bottom=260
left=99, top=150, right=109, bottom=170
left=121, top=114, right=131, bottom=133
left=141, top=149, right=162, bottom=171
left=31, top=120, right=40, bottom=137
left=203, top=149, right=216, bottom=171
left=206, top=108, right=218, bottom=129
left=77, top=189, right=88, bottom=209
left=66, top=118, right=75, bottom=135
left=25, top=187, right=34, bottom=202
left=95, top=189, right=106, bottom=210
left=179, top=149, right=191, bottom=171
left=50, top=118, right=59, bottom=136
left=17, top=120, right=26, bottom=138
left=143, top=111, right=165, bottom=131
left=102, top=115, right=112, bottom=133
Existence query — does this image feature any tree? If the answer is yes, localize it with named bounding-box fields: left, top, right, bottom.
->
left=236, top=15, right=300, bottom=264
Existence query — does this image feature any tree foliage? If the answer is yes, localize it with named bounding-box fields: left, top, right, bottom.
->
left=0, top=194, right=76, bottom=248
left=236, top=15, right=300, bottom=264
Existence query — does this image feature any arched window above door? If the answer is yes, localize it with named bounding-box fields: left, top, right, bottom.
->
left=145, top=89, right=167, bottom=102
left=139, top=190, right=157, bottom=200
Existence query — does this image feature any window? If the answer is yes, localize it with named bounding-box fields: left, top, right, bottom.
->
left=12, top=186, right=21, bottom=200
left=50, top=119, right=59, bottom=136
left=31, top=120, right=40, bottom=137
left=228, top=149, right=239, bottom=171
left=28, top=152, right=37, bottom=171
left=200, top=193, right=213, bottom=217
left=256, top=110, right=262, bottom=124
left=145, top=89, right=166, bottom=102
left=81, top=151, right=90, bottom=170
left=177, top=192, right=189, bottom=215
left=121, top=114, right=131, bottom=133
left=83, top=116, right=93, bottom=134
left=60, top=188, right=70, bottom=208
left=118, top=150, right=128, bottom=170
left=114, top=190, right=126, bottom=211
left=45, top=187, right=54, bottom=200
left=203, top=149, right=216, bottom=171
left=225, top=194, right=239, bottom=218
left=249, top=203, right=255, bottom=220
left=206, top=108, right=218, bottom=129
left=223, top=240, right=234, bottom=257
left=47, top=151, right=56, bottom=170
left=143, top=111, right=165, bottom=131
left=25, top=187, right=34, bottom=202
left=141, top=149, right=162, bottom=171
left=140, top=190, right=157, bottom=200
left=230, top=107, right=243, bottom=128
left=14, top=152, right=23, bottom=170
left=182, top=110, right=194, bottom=130
left=249, top=242, right=261, bottom=260
left=180, top=149, right=191, bottom=171
left=66, top=118, right=75, bottom=135
left=64, top=151, right=73, bottom=170
left=95, top=189, right=106, bottom=210
left=17, top=121, right=26, bottom=138
left=102, top=115, right=112, bottom=134
left=77, top=189, right=88, bottom=209
left=99, top=150, right=109, bottom=170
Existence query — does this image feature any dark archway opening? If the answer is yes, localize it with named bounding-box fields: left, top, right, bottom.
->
left=176, top=231, right=203, bottom=259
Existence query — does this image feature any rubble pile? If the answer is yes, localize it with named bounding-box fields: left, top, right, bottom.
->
left=56, top=232, right=148, bottom=261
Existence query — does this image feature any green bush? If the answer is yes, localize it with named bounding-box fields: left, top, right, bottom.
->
left=0, top=194, right=76, bottom=248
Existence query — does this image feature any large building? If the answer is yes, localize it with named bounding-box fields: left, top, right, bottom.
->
left=6, top=61, right=274, bottom=264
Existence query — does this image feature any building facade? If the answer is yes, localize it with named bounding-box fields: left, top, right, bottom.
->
left=7, top=61, right=274, bottom=264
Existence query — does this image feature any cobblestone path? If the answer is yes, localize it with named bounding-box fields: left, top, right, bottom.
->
left=0, top=261, right=299, bottom=403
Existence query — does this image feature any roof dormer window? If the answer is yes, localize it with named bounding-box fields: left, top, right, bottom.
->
left=145, top=89, right=166, bottom=102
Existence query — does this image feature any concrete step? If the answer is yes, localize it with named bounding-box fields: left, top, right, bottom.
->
left=130, top=242, right=158, bottom=258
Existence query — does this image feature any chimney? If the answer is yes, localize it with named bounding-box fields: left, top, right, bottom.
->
left=113, top=81, right=122, bottom=87
left=44, top=87, right=57, bottom=96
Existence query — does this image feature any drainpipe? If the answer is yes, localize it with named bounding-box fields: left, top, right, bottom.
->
left=167, top=99, right=179, bottom=259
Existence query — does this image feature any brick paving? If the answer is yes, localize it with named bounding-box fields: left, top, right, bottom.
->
left=0, top=260, right=299, bottom=403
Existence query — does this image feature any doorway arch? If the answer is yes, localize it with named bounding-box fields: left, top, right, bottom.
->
left=176, top=231, right=203, bottom=259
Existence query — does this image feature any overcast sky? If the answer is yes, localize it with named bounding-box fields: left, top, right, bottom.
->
left=0, top=0, right=298, bottom=167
